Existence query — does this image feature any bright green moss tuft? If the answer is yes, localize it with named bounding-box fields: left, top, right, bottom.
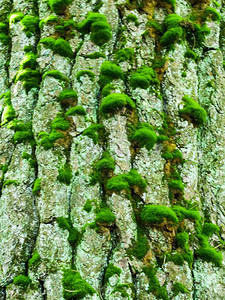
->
left=100, top=93, right=135, bottom=115
left=15, top=69, right=40, bottom=93
left=202, top=223, right=220, bottom=237
left=179, top=95, right=207, bottom=127
left=20, top=15, right=39, bottom=37
left=48, top=0, right=73, bottom=14
left=126, top=14, right=139, bottom=26
left=90, top=152, right=115, bottom=184
left=195, top=247, right=222, bottom=266
left=173, top=206, right=201, bottom=221
left=99, top=61, right=124, bottom=87
left=168, top=179, right=184, bottom=191
left=65, top=106, right=86, bottom=117
left=58, top=89, right=77, bottom=105
left=95, top=208, right=116, bottom=225
left=57, top=163, right=72, bottom=185
left=0, top=92, right=15, bottom=125
left=13, top=121, right=34, bottom=144
left=20, top=53, right=37, bottom=69
left=141, top=205, right=178, bottom=225
left=3, top=180, right=19, bottom=188
left=83, top=124, right=104, bottom=144
left=51, top=115, right=70, bottom=131
left=115, top=48, right=134, bottom=63
left=77, top=12, right=112, bottom=46
left=131, top=230, right=149, bottom=259
left=167, top=252, right=184, bottom=265
left=85, top=52, right=106, bottom=59
left=104, top=264, right=121, bottom=283
left=57, top=217, right=80, bottom=245
left=32, top=178, right=42, bottom=195
left=76, top=70, right=95, bottom=82
left=204, top=7, right=221, bottom=22
left=13, top=275, right=31, bottom=287
left=130, top=123, right=157, bottom=151
left=42, top=70, right=69, bottom=82
left=38, top=130, right=64, bottom=150
left=184, top=49, right=198, bottom=61
left=28, top=251, right=41, bottom=267
left=161, top=27, right=183, bottom=48
left=130, top=66, right=159, bottom=89
left=83, top=200, right=93, bottom=212
left=10, top=12, right=24, bottom=24
left=39, top=15, right=59, bottom=28
left=102, top=83, right=115, bottom=97
left=173, top=282, right=189, bottom=296
left=62, top=269, right=95, bottom=299
left=0, top=24, right=10, bottom=45
left=176, top=232, right=189, bottom=251
left=39, top=37, right=73, bottom=58
left=106, top=169, right=147, bottom=194
left=192, top=23, right=210, bottom=47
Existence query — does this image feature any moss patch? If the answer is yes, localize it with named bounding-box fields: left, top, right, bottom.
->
left=141, top=205, right=179, bottom=225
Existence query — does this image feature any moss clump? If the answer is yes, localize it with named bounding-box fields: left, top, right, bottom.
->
left=161, top=27, right=183, bottom=48
left=95, top=208, right=116, bottom=225
left=58, top=163, right=72, bottom=185
left=141, top=205, right=178, bottom=225
left=195, top=247, right=222, bottom=266
left=39, top=37, right=73, bottom=58
left=202, top=222, right=220, bottom=237
left=173, top=282, right=189, bottom=296
left=62, top=269, right=95, bottom=299
left=130, top=66, right=159, bottom=89
left=20, top=15, right=39, bottom=37
left=115, top=48, right=134, bottom=63
left=32, top=178, right=41, bottom=195
left=76, top=70, right=95, bottom=82
left=77, top=12, right=112, bottom=46
left=166, top=252, right=184, bottom=265
left=9, top=12, right=24, bottom=24
left=39, top=15, right=59, bottom=28
left=184, top=49, right=198, bottom=61
left=13, top=275, right=31, bottom=287
left=58, top=89, right=77, bottom=105
left=28, top=251, right=41, bottom=267
left=179, top=95, right=207, bottom=127
left=100, top=93, right=135, bottom=115
left=176, top=232, right=189, bottom=251
left=65, top=106, right=86, bottom=117
left=47, top=0, right=73, bottom=14
left=0, top=92, right=15, bottom=125
left=83, top=124, right=104, bottom=144
left=13, top=121, right=34, bottom=144
left=173, top=206, right=201, bottom=222
left=102, top=83, right=115, bottom=97
left=126, top=14, right=139, bottom=26
left=38, top=130, right=64, bottom=150
left=129, top=123, right=157, bottom=151
left=143, top=267, right=169, bottom=300
left=104, top=264, right=121, bottom=283
left=0, top=23, right=10, bottom=45
left=57, top=217, right=80, bottom=245
left=130, top=230, right=149, bottom=259
left=20, top=53, right=37, bottom=69
left=204, top=7, right=221, bottom=22
left=106, top=169, right=147, bottom=194
left=83, top=200, right=93, bottom=213
left=51, top=115, right=70, bottom=131
left=15, top=69, right=40, bottom=93
left=42, top=70, right=69, bottom=82
left=90, top=152, right=115, bottom=184
left=3, top=180, right=19, bottom=188
left=99, top=61, right=124, bottom=87
left=85, top=52, right=106, bottom=59
left=22, top=152, right=36, bottom=168
left=168, top=178, right=184, bottom=191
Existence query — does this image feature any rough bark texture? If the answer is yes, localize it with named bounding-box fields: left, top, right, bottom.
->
left=0, top=0, right=225, bottom=299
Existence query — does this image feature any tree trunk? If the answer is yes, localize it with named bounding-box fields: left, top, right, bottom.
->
left=0, top=0, right=225, bottom=299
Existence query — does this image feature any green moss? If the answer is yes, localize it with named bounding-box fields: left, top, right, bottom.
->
left=39, top=37, right=73, bottom=58
left=65, top=106, right=86, bottom=117
left=130, top=230, right=149, bottom=259
left=126, top=14, right=139, bottom=26
left=168, top=179, right=184, bottom=191
left=112, top=284, right=131, bottom=298
left=204, top=7, right=221, bottom=22
left=173, top=206, right=201, bottom=221
left=83, top=200, right=93, bottom=213
left=58, top=163, right=72, bottom=185
left=176, top=232, right=189, bottom=251
left=20, top=53, right=37, bottom=69
left=28, top=251, right=41, bottom=268
left=47, top=0, right=73, bottom=14
left=104, top=264, right=121, bottom=283
left=62, top=269, right=95, bottom=299
left=13, top=121, right=34, bottom=144
left=51, top=115, right=70, bottom=131
left=192, top=23, right=210, bottom=47
left=202, top=223, right=220, bottom=237
left=167, top=252, right=184, bottom=265
left=13, top=275, right=31, bottom=287
left=58, top=89, right=77, bottom=106
left=0, top=92, right=15, bottom=125
left=76, top=70, right=95, bottom=82
left=179, top=95, right=207, bottom=127
left=90, top=152, right=115, bottom=185
left=0, top=33, right=10, bottom=45
left=160, top=27, right=183, bottom=49
left=130, top=66, right=159, bottom=89
left=57, top=217, right=80, bottom=246
left=10, top=12, right=24, bottom=24
left=143, top=267, right=169, bottom=300
left=100, top=93, right=135, bottom=115
left=15, top=69, right=40, bottom=93
left=85, top=52, right=106, bottom=59
left=115, top=48, right=134, bottom=63
left=106, top=169, right=147, bottom=194
left=102, top=83, right=115, bottom=97
left=77, top=12, right=112, bottom=46
left=3, top=180, right=19, bottom=188
left=20, top=15, right=39, bottom=37
left=130, top=123, right=157, bottom=151
left=38, top=130, right=64, bottom=150
left=173, top=282, right=188, bottom=296
left=32, top=178, right=41, bottom=195
left=196, top=247, right=222, bottom=266
left=99, top=61, right=124, bottom=87
left=39, top=15, right=59, bottom=28
left=42, top=70, right=69, bottom=82
left=83, top=124, right=104, bottom=144
left=141, top=205, right=179, bottom=225
left=95, top=208, right=116, bottom=225
left=184, top=49, right=198, bottom=61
